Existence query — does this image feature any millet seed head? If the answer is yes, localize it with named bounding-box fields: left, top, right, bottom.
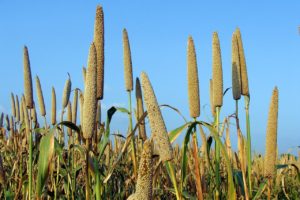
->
left=134, top=139, right=153, bottom=200
left=10, top=93, right=16, bottom=117
left=15, top=95, right=20, bottom=122
left=35, top=76, right=46, bottom=117
left=94, top=5, right=104, bottom=100
left=136, top=77, right=147, bottom=141
left=187, top=36, right=200, bottom=118
left=232, top=33, right=241, bottom=100
left=82, top=43, right=97, bottom=139
left=212, top=32, right=223, bottom=107
left=72, top=89, right=78, bottom=124
left=264, top=87, right=279, bottom=178
left=67, top=101, right=72, bottom=136
left=51, top=87, right=56, bottom=125
left=140, top=72, right=173, bottom=162
left=62, top=74, right=72, bottom=109
left=23, top=46, right=34, bottom=109
left=123, top=28, right=133, bottom=91
left=235, top=28, right=249, bottom=97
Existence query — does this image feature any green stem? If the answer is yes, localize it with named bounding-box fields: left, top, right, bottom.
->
left=166, top=161, right=181, bottom=200
left=245, top=95, right=252, bottom=197
left=28, top=108, right=32, bottom=200
left=215, top=106, right=221, bottom=199
left=85, top=139, right=90, bottom=199
left=128, top=91, right=137, bottom=179
left=95, top=173, right=101, bottom=200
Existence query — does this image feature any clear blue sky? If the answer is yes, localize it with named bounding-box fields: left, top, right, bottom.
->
left=0, top=1, right=299, bottom=154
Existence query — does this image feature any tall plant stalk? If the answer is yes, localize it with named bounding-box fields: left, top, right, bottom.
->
left=245, top=95, right=252, bottom=196
left=128, top=91, right=137, bottom=178
left=28, top=108, right=33, bottom=200
left=215, top=106, right=221, bottom=199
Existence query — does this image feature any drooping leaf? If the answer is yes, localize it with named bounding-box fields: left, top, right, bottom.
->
left=168, top=122, right=190, bottom=144
left=98, top=107, right=117, bottom=158
left=36, top=130, right=55, bottom=196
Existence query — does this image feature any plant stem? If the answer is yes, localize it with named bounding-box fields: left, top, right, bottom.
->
left=215, top=106, right=221, bottom=199
left=245, top=95, right=252, bottom=197
left=192, top=122, right=203, bottom=200
left=167, top=161, right=181, bottom=200
left=85, top=139, right=90, bottom=200
left=28, top=108, right=32, bottom=200
left=128, top=91, right=137, bottom=179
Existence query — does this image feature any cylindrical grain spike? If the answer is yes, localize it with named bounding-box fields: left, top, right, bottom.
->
left=82, top=43, right=97, bottom=139
left=23, top=46, right=34, bottom=109
left=15, top=95, right=20, bottom=123
left=82, top=66, right=86, bottom=87
left=212, top=32, right=223, bottom=107
left=187, top=36, right=200, bottom=118
left=235, top=28, right=249, bottom=96
left=209, top=79, right=216, bottom=117
left=79, top=91, right=84, bottom=127
left=5, top=115, right=10, bottom=131
left=140, top=72, right=173, bottom=162
left=96, top=101, right=101, bottom=124
left=123, top=29, right=133, bottom=91
left=135, top=77, right=147, bottom=141
left=31, top=105, right=37, bottom=123
left=0, top=113, right=3, bottom=127
left=264, top=87, right=279, bottom=178
left=10, top=116, right=14, bottom=134
left=62, top=75, right=72, bottom=109
left=22, top=100, right=30, bottom=136
left=232, top=33, right=241, bottom=100
left=11, top=93, right=16, bottom=117
left=72, top=89, right=78, bottom=124
left=94, top=5, right=104, bottom=100
left=20, top=96, right=25, bottom=123
left=51, top=87, right=56, bottom=125
left=67, top=101, right=72, bottom=136
left=35, top=76, right=46, bottom=117
left=134, top=139, right=153, bottom=199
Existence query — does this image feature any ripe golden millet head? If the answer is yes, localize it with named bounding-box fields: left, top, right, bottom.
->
left=134, top=139, right=153, bottom=200
left=5, top=115, right=10, bottom=131
left=51, top=87, right=56, bottom=125
left=235, top=28, right=249, bottom=96
left=20, top=96, right=25, bottom=123
left=22, top=100, right=30, bottom=136
left=79, top=91, right=84, bottom=127
left=62, top=74, right=72, bottom=109
left=0, top=113, right=3, bottom=128
left=140, top=72, right=173, bottom=162
left=82, top=43, right=97, bottom=139
left=135, top=77, right=147, bottom=141
left=264, top=87, right=279, bottom=178
left=67, top=101, right=72, bottom=136
left=94, top=5, right=104, bottom=100
left=11, top=93, right=16, bottom=117
left=31, top=104, right=37, bottom=123
left=232, top=33, right=241, bottom=100
left=123, top=28, right=133, bottom=91
left=72, top=89, right=78, bottom=124
left=35, top=76, right=46, bottom=117
left=82, top=66, right=86, bottom=87
left=212, top=32, right=223, bottom=107
left=15, top=95, right=20, bottom=122
left=23, top=46, right=34, bottom=109
left=187, top=36, right=200, bottom=118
